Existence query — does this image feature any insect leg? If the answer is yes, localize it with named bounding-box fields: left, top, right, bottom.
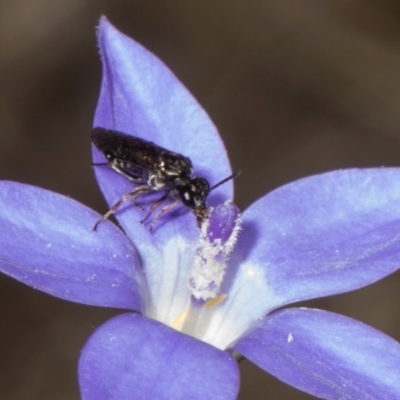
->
left=147, top=198, right=180, bottom=232
left=131, top=198, right=145, bottom=211
left=93, top=185, right=150, bottom=231
left=140, top=192, right=170, bottom=224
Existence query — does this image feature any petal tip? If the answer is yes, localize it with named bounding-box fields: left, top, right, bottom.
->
left=97, top=15, right=113, bottom=33
left=97, top=15, right=118, bottom=46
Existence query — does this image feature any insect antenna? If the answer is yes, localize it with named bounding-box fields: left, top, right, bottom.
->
left=210, top=170, right=241, bottom=192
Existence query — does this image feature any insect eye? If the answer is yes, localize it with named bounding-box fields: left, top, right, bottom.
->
left=181, top=190, right=195, bottom=207
left=179, top=187, right=195, bottom=208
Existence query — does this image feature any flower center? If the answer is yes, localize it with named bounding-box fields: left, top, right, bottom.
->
left=177, top=201, right=241, bottom=344
left=144, top=200, right=242, bottom=349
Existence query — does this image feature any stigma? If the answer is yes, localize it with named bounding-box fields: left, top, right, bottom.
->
left=188, top=200, right=241, bottom=301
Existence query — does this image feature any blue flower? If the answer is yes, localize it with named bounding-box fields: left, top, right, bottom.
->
left=1, top=16, right=400, bottom=400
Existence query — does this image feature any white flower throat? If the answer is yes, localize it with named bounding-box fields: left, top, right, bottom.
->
left=145, top=201, right=243, bottom=350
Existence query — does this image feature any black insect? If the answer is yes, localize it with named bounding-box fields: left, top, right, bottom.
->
left=92, top=127, right=237, bottom=231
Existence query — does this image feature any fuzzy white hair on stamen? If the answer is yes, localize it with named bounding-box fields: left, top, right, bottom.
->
left=188, top=202, right=241, bottom=300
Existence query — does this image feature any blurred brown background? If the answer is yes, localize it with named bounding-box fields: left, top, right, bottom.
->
left=1, top=1, right=400, bottom=399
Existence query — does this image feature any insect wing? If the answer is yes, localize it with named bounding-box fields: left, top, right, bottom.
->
left=92, top=127, right=193, bottom=183
left=92, top=127, right=162, bottom=181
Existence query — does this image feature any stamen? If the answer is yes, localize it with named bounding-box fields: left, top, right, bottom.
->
left=171, top=309, right=190, bottom=330
left=188, top=200, right=241, bottom=301
left=180, top=294, right=226, bottom=340
left=180, top=201, right=241, bottom=341
left=204, top=294, right=227, bottom=308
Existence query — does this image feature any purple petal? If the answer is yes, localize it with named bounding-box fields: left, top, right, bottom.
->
left=92, top=17, right=232, bottom=251
left=0, top=181, right=145, bottom=310
left=237, top=168, right=400, bottom=310
left=234, top=308, right=400, bottom=399
left=79, top=313, right=240, bottom=400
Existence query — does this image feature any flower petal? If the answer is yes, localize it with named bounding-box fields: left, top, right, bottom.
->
left=79, top=313, right=240, bottom=400
left=238, top=168, right=400, bottom=310
left=0, top=181, right=145, bottom=310
left=234, top=308, right=400, bottom=399
left=92, top=17, right=232, bottom=251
